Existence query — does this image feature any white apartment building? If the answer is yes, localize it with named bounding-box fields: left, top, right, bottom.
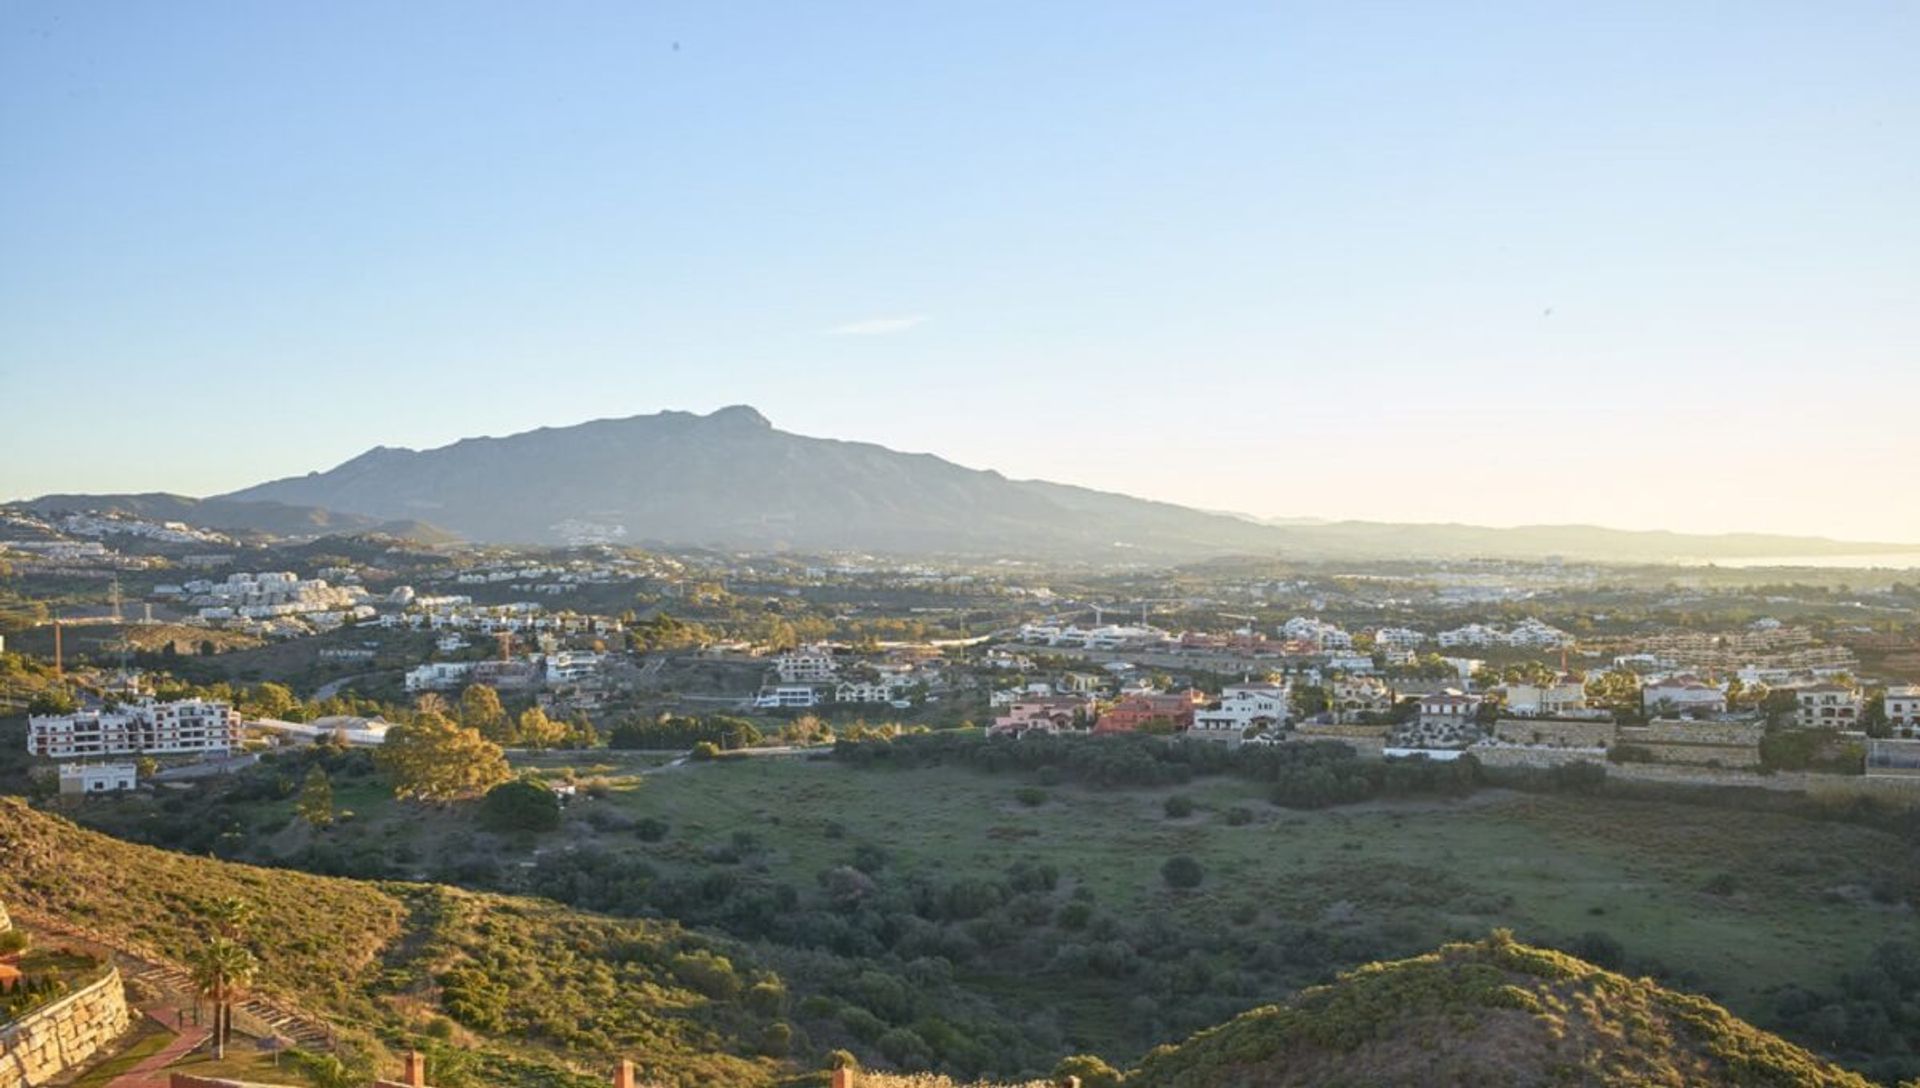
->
left=1506, top=618, right=1576, bottom=649
left=754, top=685, right=821, bottom=709
left=405, top=661, right=476, bottom=692
left=1371, top=627, right=1426, bottom=650
left=1280, top=616, right=1353, bottom=650
left=835, top=681, right=899, bottom=704
left=545, top=651, right=605, bottom=684
left=1438, top=624, right=1501, bottom=648
left=29, top=698, right=237, bottom=759
left=1886, top=685, right=1920, bottom=739
left=1796, top=683, right=1863, bottom=730
left=775, top=646, right=838, bottom=683
left=1438, top=620, right=1573, bottom=650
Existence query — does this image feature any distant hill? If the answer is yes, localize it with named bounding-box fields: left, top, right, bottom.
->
left=1128, top=933, right=1875, bottom=1088
left=12, top=492, right=455, bottom=544
left=199, top=406, right=1915, bottom=562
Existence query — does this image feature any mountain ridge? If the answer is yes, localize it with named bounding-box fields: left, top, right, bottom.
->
left=18, top=407, right=1916, bottom=561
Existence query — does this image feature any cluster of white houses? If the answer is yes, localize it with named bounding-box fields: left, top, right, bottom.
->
left=752, top=645, right=938, bottom=710
left=405, top=650, right=611, bottom=693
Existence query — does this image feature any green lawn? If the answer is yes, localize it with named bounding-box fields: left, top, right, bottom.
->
left=68, top=1022, right=173, bottom=1088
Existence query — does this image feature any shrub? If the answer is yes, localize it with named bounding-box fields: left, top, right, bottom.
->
left=1015, top=786, right=1048, bottom=807
left=475, top=779, right=561, bottom=833
left=634, top=817, right=670, bottom=842
left=1054, top=1054, right=1123, bottom=1088
left=1161, top=855, right=1204, bottom=889
left=1569, top=930, right=1625, bottom=970
left=1225, top=805, right=1254, bottom=826
left=1163, top=795, right=1195, bottom=818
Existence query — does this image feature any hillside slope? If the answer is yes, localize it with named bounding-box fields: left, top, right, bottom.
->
left=0, top=799, right=782, bottom=1088
left=1129, top=933, right=1877, bottom=1088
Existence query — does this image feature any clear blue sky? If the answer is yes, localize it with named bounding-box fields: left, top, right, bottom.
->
left=3, top=2, right=1916, bottom=539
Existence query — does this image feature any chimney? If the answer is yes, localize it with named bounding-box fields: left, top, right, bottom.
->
left=830, top=1068, right=855, bottom=1088
left=403, top=1051, right=427, bottom=1088
left=612, top=1060, right=636, bottom=1088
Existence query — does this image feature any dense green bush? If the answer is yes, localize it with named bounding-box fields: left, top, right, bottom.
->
left=1161, top=855, right=1205, bottom=889
left=476, top=779, right=562, bottom=833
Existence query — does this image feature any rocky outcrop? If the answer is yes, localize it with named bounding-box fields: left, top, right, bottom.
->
left=0, top=969, right=131, bottom=1088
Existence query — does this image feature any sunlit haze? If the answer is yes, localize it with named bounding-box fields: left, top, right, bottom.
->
left=3, top=2, right=1916, bottom=540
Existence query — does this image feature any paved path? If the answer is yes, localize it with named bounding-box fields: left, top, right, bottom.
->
left=313, top=672, right=374, bottom=700
left=102, top=1006, right=211, bottom=1088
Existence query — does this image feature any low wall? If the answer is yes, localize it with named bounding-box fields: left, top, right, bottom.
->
left=0, top=968, right=131, bottom=1088
left=1472, top=746, right=1605, bottom=770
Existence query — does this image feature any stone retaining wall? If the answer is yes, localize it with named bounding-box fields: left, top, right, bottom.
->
left=0, top=968, right=131, bottom=1088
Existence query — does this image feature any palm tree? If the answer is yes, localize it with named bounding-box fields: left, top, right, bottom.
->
left=413, top=692, right=449, bottom=718
left=207, top=897, right=258, bottom=941
left=190, top=938, right=258, bottom=1059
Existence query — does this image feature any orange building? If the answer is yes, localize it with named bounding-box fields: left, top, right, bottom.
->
left=1094, top=690, right=1207, bottom=734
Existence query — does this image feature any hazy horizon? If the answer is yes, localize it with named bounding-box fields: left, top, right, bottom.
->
left=4, top=3, right=1917, bottom=539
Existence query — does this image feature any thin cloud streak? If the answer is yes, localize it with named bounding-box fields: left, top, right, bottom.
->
left=826, top=315, right=927, bottom=336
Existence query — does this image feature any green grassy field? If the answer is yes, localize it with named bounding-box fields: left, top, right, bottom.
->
left=44, top=745, right=1920, bottom=1075
left=608, top=757, right=1915, bottom=1025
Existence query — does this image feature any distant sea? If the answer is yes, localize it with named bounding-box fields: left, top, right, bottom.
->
left=1681, top=552, right=1920, bottom=570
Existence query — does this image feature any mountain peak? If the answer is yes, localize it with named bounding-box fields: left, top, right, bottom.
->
left=706, top=404, right=771, bottom=428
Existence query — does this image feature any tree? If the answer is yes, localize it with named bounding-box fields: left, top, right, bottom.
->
left=477, top=778, right=562, bottom=832
left=207, top=897, right=258, bottom=941
left=563, top=713, right=601, bottom=749
left=375, top=712, right=511, bottom=803
left=459, top=685, right=508, bottom=742
left=134, top=756, right=159, bottom=780
left=246, top=682, right=298, bottom=721
left=27, top=689, right=77, bottom=715
left=297, top=766, right=334, bottom=828
left=514, top=707, right=566, bottom=749
left=190, top=937, right=257, bottom=1059
left=1861, top=689, right=1890, bottom=738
